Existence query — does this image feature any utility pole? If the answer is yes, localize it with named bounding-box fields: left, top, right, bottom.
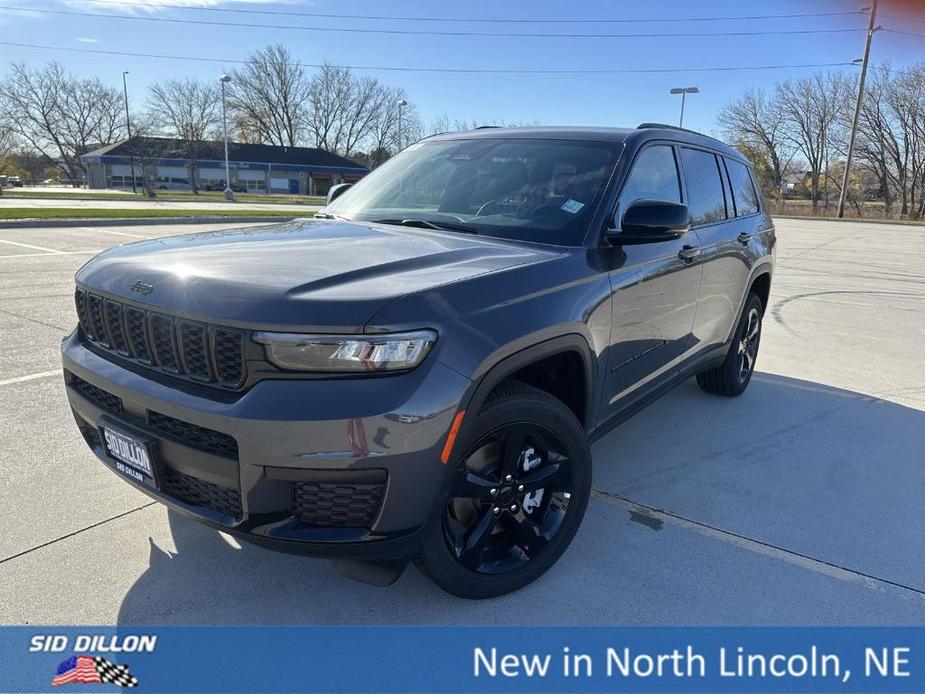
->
left=122, top=71, right=136, bottom=194
left=670, top=87, right=699, bottom=128
left=837, top=0, right=880, bottom=218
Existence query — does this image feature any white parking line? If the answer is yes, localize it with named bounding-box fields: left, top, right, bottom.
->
left=0, top=370, right=60, bottom=387
left=592, top=490, right=925, bottom=603
left=78, top=227, right=148, bottom=239
left=0, top=238, right=65, bottom=253
left=0, top=250, right=102, bottom=259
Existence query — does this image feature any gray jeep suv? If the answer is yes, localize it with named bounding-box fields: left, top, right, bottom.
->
left=62, top=125, right=775, bottom=598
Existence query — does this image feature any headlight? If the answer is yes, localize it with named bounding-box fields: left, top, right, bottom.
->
left=253, top=330, right=437, bottom=373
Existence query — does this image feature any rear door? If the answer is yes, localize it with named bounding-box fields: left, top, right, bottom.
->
left=597, top=143, right=703, bottom=424
left=681, top=149, right=760, bottom=349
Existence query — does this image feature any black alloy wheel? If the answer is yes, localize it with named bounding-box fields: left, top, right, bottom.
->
left=737, top=306, right=762, bottom=384
left=416, top=381, right=591, bottom=598
left=696, top=291, right=764, bottom=397
left=443, top=422, right=573, bottom=575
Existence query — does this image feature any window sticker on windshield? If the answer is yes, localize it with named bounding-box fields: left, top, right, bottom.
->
left=561, top=199, right=585, bottom=214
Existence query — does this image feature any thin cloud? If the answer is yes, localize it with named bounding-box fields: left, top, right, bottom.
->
left=62, top=0, right=303, bottom=12
left=75, top=37, right=99, bottom=42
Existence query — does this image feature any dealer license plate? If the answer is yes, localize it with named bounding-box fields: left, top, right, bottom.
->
left=101, top=425, right=155, bottom=484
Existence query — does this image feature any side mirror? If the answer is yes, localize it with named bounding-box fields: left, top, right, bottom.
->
left=607, top=199, right=690, bottom=244
left=326, top=183, right=353, bottom=205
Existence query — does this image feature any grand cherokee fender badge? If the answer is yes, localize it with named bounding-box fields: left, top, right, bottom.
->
left=129, top=281, right=154, bottom=295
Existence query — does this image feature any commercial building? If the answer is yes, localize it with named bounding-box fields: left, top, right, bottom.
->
left=81, top=137, right=369, bottom=196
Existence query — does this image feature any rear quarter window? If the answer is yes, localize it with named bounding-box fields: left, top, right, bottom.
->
left=725, top=158, right=760, bottom=216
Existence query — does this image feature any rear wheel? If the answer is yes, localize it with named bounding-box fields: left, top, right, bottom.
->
left=416, top=382, right=591, bottom=598
left=697, top=292, right=763, bottom=396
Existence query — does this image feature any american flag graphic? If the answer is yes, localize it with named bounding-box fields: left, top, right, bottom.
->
left=51, top=655, right=139, bottom=688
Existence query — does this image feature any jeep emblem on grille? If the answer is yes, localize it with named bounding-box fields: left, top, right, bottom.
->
left=130, top=280, right=154, bottom=295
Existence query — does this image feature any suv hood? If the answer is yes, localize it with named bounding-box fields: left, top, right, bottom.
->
left=76, top=218, right=560, bottom=330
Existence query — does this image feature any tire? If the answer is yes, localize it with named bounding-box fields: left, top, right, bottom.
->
left=697, top=291, right=763, bottom=397
left=415, top=381, right=591, bottom=599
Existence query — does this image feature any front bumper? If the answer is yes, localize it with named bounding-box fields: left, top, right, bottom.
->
left=61, top=330, right=470, bottom=560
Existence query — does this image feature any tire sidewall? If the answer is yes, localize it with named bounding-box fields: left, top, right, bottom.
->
left=729, top=293, right=763, bottom=393
left=419, top=388, right=591, bottom=599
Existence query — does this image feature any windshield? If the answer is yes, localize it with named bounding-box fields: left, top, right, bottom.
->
left=323, top=137, right=622, bottom=245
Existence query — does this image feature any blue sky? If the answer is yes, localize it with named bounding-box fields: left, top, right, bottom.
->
left=1, top=0, right=924, bottom=137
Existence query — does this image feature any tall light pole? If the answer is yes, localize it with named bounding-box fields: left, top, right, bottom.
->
left=837, top=0, right=880, bottom=219
left=396, top=98, right=408, bottom=152
left=219, top=74, right=234, bottom=201
left=670, top=86, right=699, bottom=128
left=121, top=71, right=136, bottom=194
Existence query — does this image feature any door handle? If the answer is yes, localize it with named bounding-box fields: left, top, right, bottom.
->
left=737, top=232, right=754, bottom=245
left=678, top=245, right=701, bottom=262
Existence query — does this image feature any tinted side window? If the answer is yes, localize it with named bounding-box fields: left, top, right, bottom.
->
left=619, top=145, right=681, bottom=207
left=725, top=158, right=760, bottom=216
left=679, top=148, right=726, bottom=226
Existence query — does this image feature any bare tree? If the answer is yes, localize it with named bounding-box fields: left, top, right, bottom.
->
left=0, top=62, right=125, bottom=186
left=776, top=73, right=852, bottom=210
left=306, top=63, right=354, bottom=154
left=856, top=65, right=898, bottom=216
left=365, top=87, right=406, bottom=167
left=339, top=76, right=387, bottom=157
left=123, top=116, right=178, bottom=197
left=147, top=77, right=222, bottom=192
left=0, top=125, right=14, bottom=159
left=228, top=44, right=309, bottom=147
left=853, top=64, right=925, bottom=219
left=884, top=65, right=925, bottom=218
left=306, top=63, right=398, bottom=158
left=429, top=113, right=451, bottom=135
left=718, top=89, right=793, bottom=200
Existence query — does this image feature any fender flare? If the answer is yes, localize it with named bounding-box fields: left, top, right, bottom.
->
left=462, top=333, right=597, bottom=430
left=726, top=263, right=774, bottom=343
left=429, top=333, right=597, bottom=507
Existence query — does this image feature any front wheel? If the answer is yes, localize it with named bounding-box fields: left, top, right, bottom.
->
left=415, top=382, right=591, bottom=599
left=697, top=291, right=763, bottom=396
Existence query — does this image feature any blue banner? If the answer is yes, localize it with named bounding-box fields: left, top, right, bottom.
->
left=1, top=627, right=921, bottom=693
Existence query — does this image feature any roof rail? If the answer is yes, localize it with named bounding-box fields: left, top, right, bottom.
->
left=637, top=122, right=733, bottom=148
left=637, top=122, right=705, bottom=136
left=474, top=125, right=503, bottom=129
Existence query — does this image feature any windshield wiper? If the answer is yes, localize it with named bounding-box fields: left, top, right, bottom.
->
left=313, top=211, right=350, bottom=220
left=372, top=218, right=479, bottom=234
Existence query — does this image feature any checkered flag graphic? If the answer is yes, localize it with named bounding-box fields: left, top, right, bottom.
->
left=94, top=656, right=139, bottom=688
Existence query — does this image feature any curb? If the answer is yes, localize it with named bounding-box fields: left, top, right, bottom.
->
left=0, top=215, right=301, bottom=229
left=773, top=215, right=925, bottom=227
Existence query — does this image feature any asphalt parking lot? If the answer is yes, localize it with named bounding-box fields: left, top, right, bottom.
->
left=0, top=218, right=923, bottom=624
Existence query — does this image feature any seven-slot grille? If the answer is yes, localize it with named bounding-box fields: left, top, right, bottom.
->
left=75, top=288, right=246, bottom=389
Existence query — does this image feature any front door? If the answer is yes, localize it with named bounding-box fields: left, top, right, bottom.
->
left=597, top=143, right=703, bottom=424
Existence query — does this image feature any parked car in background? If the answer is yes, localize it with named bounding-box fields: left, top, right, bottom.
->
left=202, top=181, right=247, bottom=193
left=156, top=177, right=191, bottom=191
left=62, top=124, right=775, bottom=598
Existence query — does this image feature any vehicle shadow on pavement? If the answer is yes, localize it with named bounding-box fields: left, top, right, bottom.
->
left=115, top=374, right=925, bottom=625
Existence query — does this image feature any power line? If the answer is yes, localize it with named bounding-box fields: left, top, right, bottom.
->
left=865, top=63, right=925, bottom=78
left=0, top=4, right=866, bottom=39
left=79, top=0, right=867, bottom=25
left=882, top=27, right=925, bottom=39
left=881, top=13, right=925, bottom=26
left=0, top=40, right=859, bottom=76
